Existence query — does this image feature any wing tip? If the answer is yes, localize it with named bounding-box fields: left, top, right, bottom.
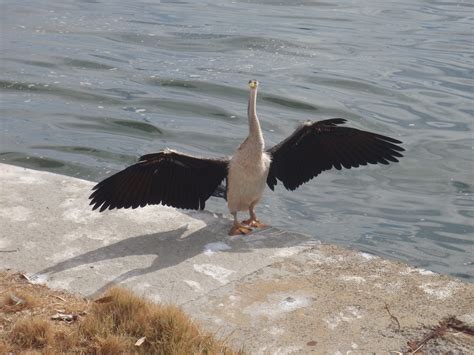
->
left=318, top=118, right=347, bottom=126
left=378, top=135, right=404, bottom=145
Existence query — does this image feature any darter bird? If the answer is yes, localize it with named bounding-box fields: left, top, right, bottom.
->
left=89, top=80, right=404, bottom=235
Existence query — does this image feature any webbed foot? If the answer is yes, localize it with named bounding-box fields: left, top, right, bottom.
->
left=242, top=219, right=269, bottom=229
left=228, top=224, right=253, bottom=236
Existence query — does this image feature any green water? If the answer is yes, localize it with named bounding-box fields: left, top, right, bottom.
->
left=1, top=0, right=472, bottom=280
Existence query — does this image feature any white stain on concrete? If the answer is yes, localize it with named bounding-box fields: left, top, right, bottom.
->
left=227, top=294, right=240, bottom=307
left=339, top=275, right=366, bottom=284
left=307, top=250, right=344, bottom=265
left=273, top=346, right=303, bottom=354
left=386, top=281, right=404, bottom=292
left=203, top=242, right=231, bottom=256
left=267, top=326, right=284, bottom=336
left=373, top=279, right=403, bottom=292
left=13, top=174, right=45, bottom=185
left=149, top=294, right=162, bottom=303
left=271, top=246, right=306, bottom=258
left=359, top=252, right=376, bottom=260
left=0, top=206, right=32, bottom=222
left=183, top=279, right=203, bottom=292
left=400, top=266, right=436, bottom=276
left=279, top=296, right=310, bottom=312
left=420, top=281, right=460, bottom=300
left=400, top=266, right=413, bottom=275
left=244, top=293, right=312, bottom=319
left=213, top=317, right=224, bottom=325
left=193, top=263, right=235, bottom=284
left=325, top=305, right=363, bottom=330
left=458, top=313, right=474, bottom=325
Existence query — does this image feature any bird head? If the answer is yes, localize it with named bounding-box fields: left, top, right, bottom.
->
left=248, top=79, right=258, bottom=89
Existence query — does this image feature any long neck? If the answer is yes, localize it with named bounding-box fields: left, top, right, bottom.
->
left=247, top=88, right=264, bottom=147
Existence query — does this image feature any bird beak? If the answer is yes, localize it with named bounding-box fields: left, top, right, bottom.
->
left=249, top=80, right=258, bottom=89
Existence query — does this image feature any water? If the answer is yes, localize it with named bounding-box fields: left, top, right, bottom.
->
left=1, top=0, right=472, bottom=280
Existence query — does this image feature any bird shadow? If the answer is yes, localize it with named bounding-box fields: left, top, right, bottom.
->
left=35, top=219, right=310, bottom=298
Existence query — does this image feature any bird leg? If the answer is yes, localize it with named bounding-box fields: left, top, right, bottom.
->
left=228, top=212, right=253, bottom=236
left=242, top=204, right=268, bottom=229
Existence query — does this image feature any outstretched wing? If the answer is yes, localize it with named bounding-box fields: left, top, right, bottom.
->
left=90, top=150, right=229, bottom=211
left=266, top=118, right=404, bottom=191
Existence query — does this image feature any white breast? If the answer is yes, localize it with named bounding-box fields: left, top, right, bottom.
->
left=227, top=140, right=271, bottom=213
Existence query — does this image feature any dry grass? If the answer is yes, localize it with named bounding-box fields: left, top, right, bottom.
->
left=0, top=271, right=241, bottom=354
left=10, top=317, right=53, bottom=349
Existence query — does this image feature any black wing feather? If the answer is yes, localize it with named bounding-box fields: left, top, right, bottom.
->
left=267, top=118, right=404, bottom=191
left=90, top=150, right=228, bottom=211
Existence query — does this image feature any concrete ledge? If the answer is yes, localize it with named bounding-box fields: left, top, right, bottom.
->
left=1, top=163, right=472, bottom=353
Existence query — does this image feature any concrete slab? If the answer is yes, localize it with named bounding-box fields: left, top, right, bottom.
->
left=185, top=244, right=473, bottom=353
left=0, top=163, right=313, bottom=303
left=1, top=163, right=473, bottom=353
